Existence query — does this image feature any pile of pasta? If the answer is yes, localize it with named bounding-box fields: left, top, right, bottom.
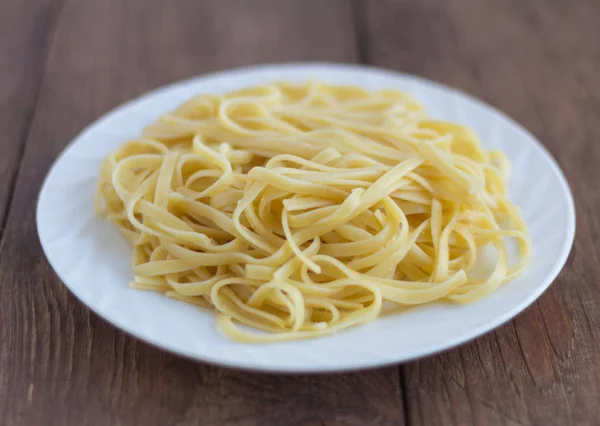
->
left=95, top=82, right=531, bottom=342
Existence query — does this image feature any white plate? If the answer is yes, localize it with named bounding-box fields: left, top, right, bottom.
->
left=37, top=63, right=575, bottom=373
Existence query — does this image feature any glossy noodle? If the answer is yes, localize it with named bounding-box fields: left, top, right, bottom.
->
left=95, top=81, right=531, bottom=342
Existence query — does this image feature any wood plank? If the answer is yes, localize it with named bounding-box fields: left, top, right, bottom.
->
left=0, top=0, right=405, bottom=425
left=0, top=0, right=60, bottom=242
left=362, top=0, right=600, bottom=424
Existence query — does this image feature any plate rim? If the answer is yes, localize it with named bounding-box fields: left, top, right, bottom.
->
left=36, top=62, right=576, bottom=373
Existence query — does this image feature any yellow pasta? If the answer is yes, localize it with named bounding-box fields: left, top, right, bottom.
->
left=95, top=81, right=531, bottom=342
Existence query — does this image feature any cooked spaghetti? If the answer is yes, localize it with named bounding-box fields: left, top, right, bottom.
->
left=95, top=81, right=531, bottom=342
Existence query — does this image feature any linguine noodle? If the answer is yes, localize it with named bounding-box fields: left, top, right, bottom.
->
left=95, top=81, right=531, bottom=342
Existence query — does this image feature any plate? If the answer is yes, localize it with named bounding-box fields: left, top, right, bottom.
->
left=37, top=63, right=575, bottom=373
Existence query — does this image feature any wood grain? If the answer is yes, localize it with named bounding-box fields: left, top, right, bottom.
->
left=0, top=0, right=61, bottom=243
left=0, top=1, right=405, bottom=425
left=362, top=0, right=599, bottom=424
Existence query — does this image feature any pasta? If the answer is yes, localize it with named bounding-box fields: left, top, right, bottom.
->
left=95, top=81, right=531, bottom=342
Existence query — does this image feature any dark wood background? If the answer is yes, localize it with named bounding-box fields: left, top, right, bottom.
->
left=1, top=0, right=598, bottom=424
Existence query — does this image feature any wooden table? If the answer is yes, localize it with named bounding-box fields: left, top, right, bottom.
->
left=1, top=0, right=597, bottom=424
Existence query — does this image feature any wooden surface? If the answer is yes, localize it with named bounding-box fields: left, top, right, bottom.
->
left=0, top=0, right=597, bottom=424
